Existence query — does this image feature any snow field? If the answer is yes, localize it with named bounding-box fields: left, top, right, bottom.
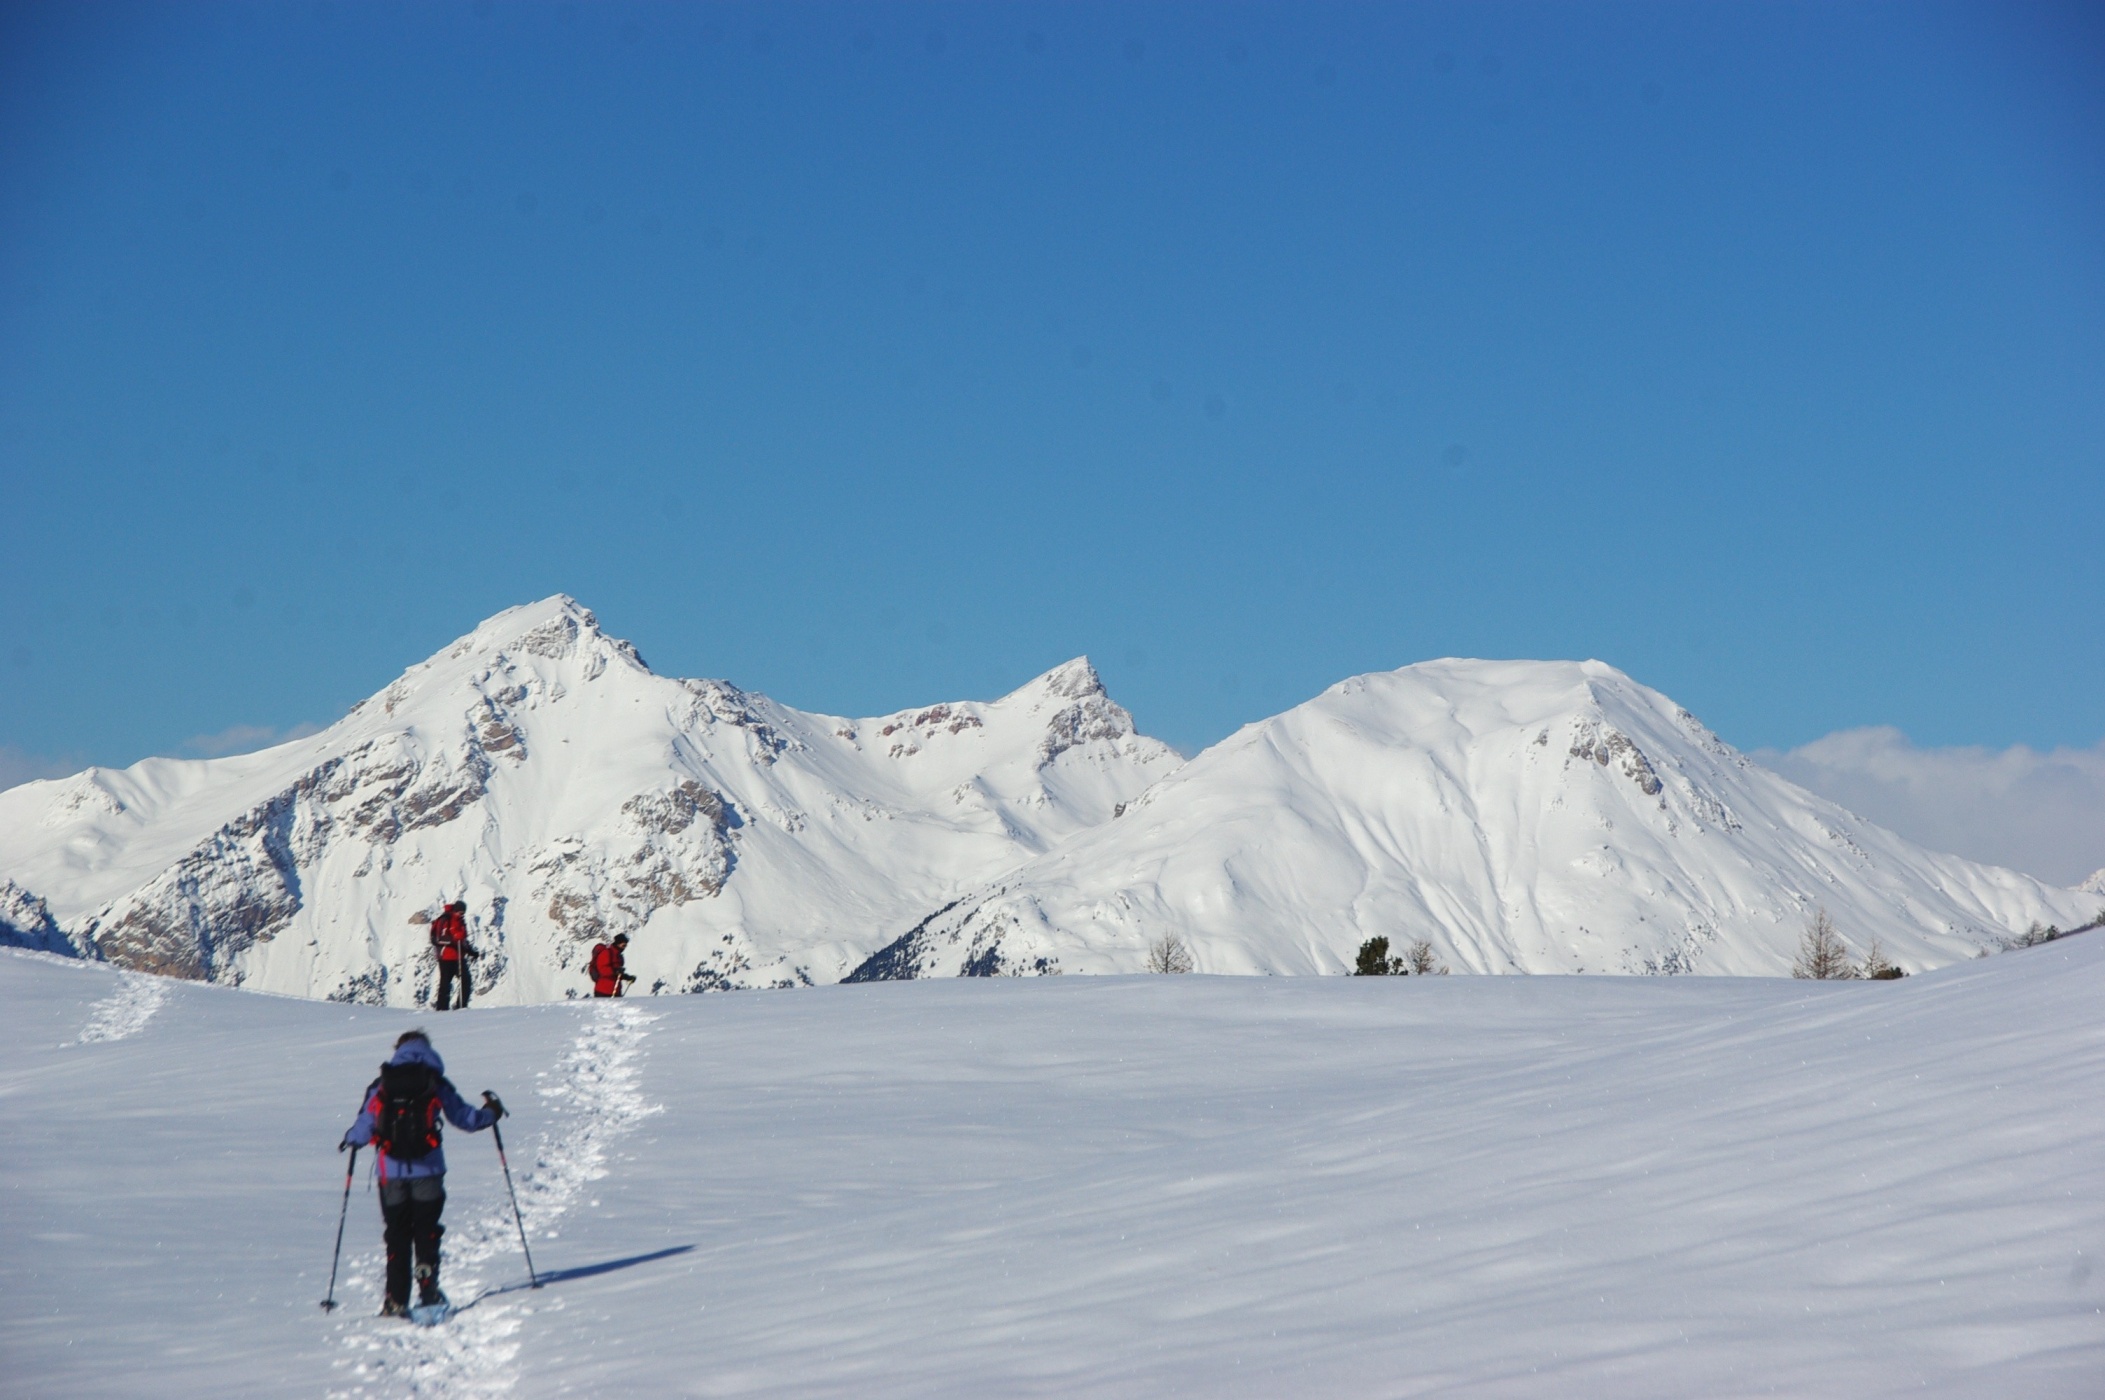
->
left=3, top=939, right=2101, bottom=1397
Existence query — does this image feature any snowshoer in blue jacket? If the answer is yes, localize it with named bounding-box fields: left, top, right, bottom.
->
left=340, top=1029, right=506, bottom=1317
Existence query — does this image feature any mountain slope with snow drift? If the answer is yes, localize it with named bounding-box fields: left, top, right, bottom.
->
left=0, top=597, right=1178, bottom=1003
left=859, top=660, right=2095, bottom=980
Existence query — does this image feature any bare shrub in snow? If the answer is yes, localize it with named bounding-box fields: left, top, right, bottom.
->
left=1146, top=934, right=1195, bottom=974
left=1999, top=922, right=2063, bottom=951
left=1859, top=938, right=1903, bottom=980
left=1791, top=907, right=1860, bottom=980
left=1405, top=939, right=1448, bottom=975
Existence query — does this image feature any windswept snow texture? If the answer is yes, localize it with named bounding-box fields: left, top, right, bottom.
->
left=0, top=596, right=1178, bottom=1003
left=4, top=942, right=2104, bottom=1397
left=868, top=660, right=2093, bottom=980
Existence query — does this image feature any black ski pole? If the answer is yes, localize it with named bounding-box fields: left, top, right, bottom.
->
left=486, top=1099, right=539, bottom=1288
left=320, top=1145, right=358, bottom=1312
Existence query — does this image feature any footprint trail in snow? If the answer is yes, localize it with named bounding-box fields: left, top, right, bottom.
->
left=329, top=1001, right=662, bottom=1398
left=76, top=972, right=168, bottom=1044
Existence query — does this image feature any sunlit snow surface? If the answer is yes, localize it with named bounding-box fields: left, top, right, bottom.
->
left=4, top=943, right=2100, bottom=1398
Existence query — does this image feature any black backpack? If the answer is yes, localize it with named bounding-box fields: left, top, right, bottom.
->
left=374, top=1060, right=443, bottom=1162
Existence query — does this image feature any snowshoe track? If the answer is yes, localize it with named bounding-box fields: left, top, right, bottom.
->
left=329, top=1001, right=661, bottom=1398
left=76, top=972, right=168, bottom=1044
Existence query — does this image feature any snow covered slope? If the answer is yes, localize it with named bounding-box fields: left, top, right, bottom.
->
left=858, top=660, right=2095, bottom=980
left=5, top=938, right=2102, bottom=1397
left=0, top=597, right=1178, bottom=1003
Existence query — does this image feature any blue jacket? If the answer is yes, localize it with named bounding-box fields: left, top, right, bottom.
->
left=342, top=1039, right=497, bottom=1181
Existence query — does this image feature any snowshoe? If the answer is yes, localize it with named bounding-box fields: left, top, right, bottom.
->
left=408, top=1292, right=453, bottom=1327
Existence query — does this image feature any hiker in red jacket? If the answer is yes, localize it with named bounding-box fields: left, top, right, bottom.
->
left=430, top=901, right=475, bottom=1010
left=589, top=934, right=636, bottom=997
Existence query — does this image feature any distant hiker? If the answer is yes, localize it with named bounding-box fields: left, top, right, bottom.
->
left=589, top=933, right=637, bottom=997
left=339, top=1029, right=506, bottom=1318
left=429, top=900, right=476, bottom=1010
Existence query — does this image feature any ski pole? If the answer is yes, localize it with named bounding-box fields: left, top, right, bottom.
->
left=320, top=1145, right=358, bottom=1312
left=486, top=1099, right=539, bottom=1288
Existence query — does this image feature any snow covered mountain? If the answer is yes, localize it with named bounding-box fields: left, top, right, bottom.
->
left=0, top=597, right=1178, bottom=1003
left=853, top=660, right=2097, bottom=980
left=6, top=611, right=2093, bottom=1002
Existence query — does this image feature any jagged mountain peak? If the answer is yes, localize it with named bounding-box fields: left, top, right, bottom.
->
left=438, top=595, right=650, bottom=680
left=456, top=594, right=639, bottom=666
left=1029, top=657, right=1107, bottom=702
left=340, top=597, right=659, bottom=736
left=0, top=601, right=1178, bottom=1002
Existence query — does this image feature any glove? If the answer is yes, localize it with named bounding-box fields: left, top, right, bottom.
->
left=339, top=1137, right=354, bottom=1153
left=482, top=1092, right=506, bottom=1120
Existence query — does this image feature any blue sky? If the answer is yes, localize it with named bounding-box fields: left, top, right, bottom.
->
left=3, top=1, right=2101, bottom=779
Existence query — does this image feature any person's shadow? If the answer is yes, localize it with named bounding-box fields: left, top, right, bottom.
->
left=459, top=1245, right=695, bottom=1309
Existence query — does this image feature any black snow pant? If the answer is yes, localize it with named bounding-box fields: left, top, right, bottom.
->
left=379, top=1174, right=447, bottom=1305
left=434, top=958, right=470, bottom=1010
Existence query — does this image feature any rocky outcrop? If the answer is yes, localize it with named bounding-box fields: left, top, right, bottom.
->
left=0, top=879, right=74, bottom=956
left=1568, top=718, right=1665, bottom=798
left=86, top=790, right=307, bottom=980
left=528, top=781, right=735, bottom=946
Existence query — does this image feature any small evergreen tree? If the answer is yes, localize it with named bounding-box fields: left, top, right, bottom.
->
left=1355, top=936, right=1395, bottom=976
left=1791, top=907, right=1860, bottom=979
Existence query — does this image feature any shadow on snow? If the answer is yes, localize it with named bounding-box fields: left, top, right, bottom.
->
left=458, top=1244, right=696, bottom=1310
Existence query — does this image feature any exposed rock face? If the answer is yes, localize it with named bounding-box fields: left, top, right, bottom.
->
left=0, top=596, right=1178, bottom=1005
left=87, top=789, right=307, bottom=980
left=1567, top=719, right=1664, bottom=798
left=0, top=879, right=72, bottom=956
left=531, top=782, right=734, bottom=945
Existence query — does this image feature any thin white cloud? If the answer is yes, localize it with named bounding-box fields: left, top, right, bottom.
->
left=1754, top=727, right=2105, bottom=888
left=181, top=722, right=323, bottom=759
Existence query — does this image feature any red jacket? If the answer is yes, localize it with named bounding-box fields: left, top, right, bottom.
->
left=589, top=942, right=626, bottom=996
left=430, top=908, right=469, bottom=963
